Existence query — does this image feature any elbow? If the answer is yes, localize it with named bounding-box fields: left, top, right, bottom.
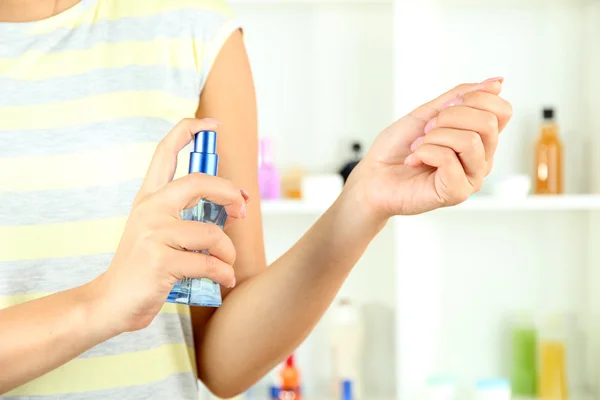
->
left=201, top=376, right=250, bottom=400
left=198, top=366, right=255, bottom=399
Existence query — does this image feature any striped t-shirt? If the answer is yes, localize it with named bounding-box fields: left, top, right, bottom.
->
left=0, top=0, right=240, bottom=398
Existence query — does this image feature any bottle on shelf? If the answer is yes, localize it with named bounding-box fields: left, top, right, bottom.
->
left=510, top=313, right=538, bottom=397
left=339, top=141, right=363, bottom=183
left=281, top=167, right=304, bottom=199
left=534, top=107, right=564, bottom=195
left=329, top=298, right=364, bottom=399
left=474, top=378, right=512, bottom=400
left=538, top=314, right=569, bottom=400
left=423, top=376, right=458, bottom=400
left=258, top=137, right=281, bottom=200
left=279, top=354, right=302, bottom=400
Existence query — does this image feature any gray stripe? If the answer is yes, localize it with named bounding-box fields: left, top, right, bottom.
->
left=0, top=117, right=170, bottom=157
left=2, top=372, right=199, bottom=400
left=0, top=253, right=113, bottom=295
left=0, top=8, right=227, bottom=58
left=0, top=180, right=139, bottom=226
left=0, top=65, right=200, bottom=107
left=81, top=313, right=193, bottom=358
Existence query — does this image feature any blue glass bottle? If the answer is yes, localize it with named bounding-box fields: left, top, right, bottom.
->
left=166, top=130, right=227, bottom=307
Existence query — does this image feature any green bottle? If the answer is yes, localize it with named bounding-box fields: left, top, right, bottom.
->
left=511, top=315, right=538, bottom=396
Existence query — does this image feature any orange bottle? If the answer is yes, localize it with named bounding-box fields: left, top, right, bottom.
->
left=535, top=107, right=563, bottom=194
left=279, top=355, right=301, bottom=400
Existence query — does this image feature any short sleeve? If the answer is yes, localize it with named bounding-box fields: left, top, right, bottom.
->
left=189, top=0, right=242, bottom=92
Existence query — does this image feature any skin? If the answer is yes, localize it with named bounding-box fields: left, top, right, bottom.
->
left=0, top=1, right=513, bottom=398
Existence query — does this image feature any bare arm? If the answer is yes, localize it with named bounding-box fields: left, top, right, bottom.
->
left=0, top=119, right=245, bottom=395
left=193, top=31, right=511, bottom=398
left=0, top=283, right=113, bottom=393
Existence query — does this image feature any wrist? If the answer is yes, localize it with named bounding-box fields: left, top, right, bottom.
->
left=78, top=276, right=124, bottom=340
left=337, top=177, right=389, bottom=239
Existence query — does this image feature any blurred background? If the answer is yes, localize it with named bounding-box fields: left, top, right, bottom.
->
left=200, top=0, right=600, bottom=399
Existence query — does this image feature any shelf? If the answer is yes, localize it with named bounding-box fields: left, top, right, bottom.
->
left=450, top=195, right=600, bottom=211
left=230, top=0, right=391, bottom=3
left=261, top=195, right=600, bottom=215
left=261, top=199, right=331, bottom=215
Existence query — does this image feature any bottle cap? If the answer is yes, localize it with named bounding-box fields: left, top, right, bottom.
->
left=285, top=355, right=294, bottom=366
left=342, top=380, right=353, bottom=400
left=543, top=107, right=555, bottom=120
left=189, top=130, right=219, bottom=176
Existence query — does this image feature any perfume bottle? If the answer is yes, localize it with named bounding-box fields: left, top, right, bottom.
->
left=258, top=137, right=281, bottom=199
left=534, top=107, right=563, bottom=194
left=166, top=130, right=227, bottom=307
left=339, top=141, right=363, bottom=183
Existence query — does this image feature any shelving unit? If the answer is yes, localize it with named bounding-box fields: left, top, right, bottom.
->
left=232, top=0, right=600, bottom=398
left=262, top=195, right=600, bottom=215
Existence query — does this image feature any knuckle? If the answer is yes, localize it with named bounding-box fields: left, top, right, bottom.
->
left=504, top=102, right=514, bottom=119
left=455, top=83, right=471, bottom=93
left=203, top=223, right=222, bottom=242
left=457, top=190, right=470, bottom=203
left=441, top=149, right=455, bottom=164
left=203, top=255, right=219, bottom=275
left=467, top=131, right=482, bottom=151
left=484, top=113, right=499, bottom=134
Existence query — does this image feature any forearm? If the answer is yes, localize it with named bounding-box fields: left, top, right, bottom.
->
left=0, top=281, right=114, bottom=394
left=197, top=189, right=386, bottom=396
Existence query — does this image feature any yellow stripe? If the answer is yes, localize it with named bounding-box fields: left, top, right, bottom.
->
left=0, top=89, right=196, bottom=130
left=0, top=141, right=188, bottom=192
left=0, top=217, right=126, bottom=261
left=5, top=343, right=195, bottom=396
left=0, top=39, right=207, bottom=80
left=0, top=293, right=190, bottom=316
left=27, top=0, right=235, bottom=35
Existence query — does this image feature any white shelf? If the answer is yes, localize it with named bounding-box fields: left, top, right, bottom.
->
left=230, top=0, right=391, bottom=4
left=449, top=195, right=600, bottom=211
left=261, top=195, right=600, bottom=215
left=261, top=199, right=331, bottom=215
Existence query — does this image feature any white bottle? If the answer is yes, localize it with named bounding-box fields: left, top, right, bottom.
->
left=329, top=298, right=364, bottom=399
left=423, top=376, right=457, bottom=400
left=474, top=379, right=511, bottom=400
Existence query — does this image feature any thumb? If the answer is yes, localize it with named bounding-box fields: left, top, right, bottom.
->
left=409, top=77, right=504, bottom=122
left=134, top=118, right=221, bottom=206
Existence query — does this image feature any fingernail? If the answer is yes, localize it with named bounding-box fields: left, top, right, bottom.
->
left=240, top=202, right=247, bottom=219
left=202, top=117, right=222, bottom=125
left=404, top=155, right=413, bottom=165
left=481, top=76, right=504, bottom=84
left=240, top=189, right=251, bottom=202
left=229, top=277, right=236, bottom=289
left=442, top=96, right=463, bottom=109
left=410, top=137, right=424, bottom=152
left=424, top=118, right=437, bottom=134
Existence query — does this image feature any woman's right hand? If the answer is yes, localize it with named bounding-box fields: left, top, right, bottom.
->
left=90, top=118, right=246, bottom=334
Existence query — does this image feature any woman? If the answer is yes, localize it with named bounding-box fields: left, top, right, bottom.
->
left=0, top=0, right=512, bottom=399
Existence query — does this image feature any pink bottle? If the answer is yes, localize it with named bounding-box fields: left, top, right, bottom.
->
left=258, top=137, right=281, bottom=200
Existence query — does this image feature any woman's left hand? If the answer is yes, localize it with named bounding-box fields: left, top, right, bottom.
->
left=345, top=77, right=513, bottom=220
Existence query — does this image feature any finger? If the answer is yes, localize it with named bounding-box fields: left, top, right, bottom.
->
left=462, top=90, right=513, bottom=133
left=163, top=220, right=236, bottom=266
left=426, top=106, right=499, bottom=167
left=410, top=77, right=504, bottom=122
left=171, top=249, right=236, bottom=289
left=154, top=173, right=245, bottom=219
left=135, top=118, right=221, bottom=203
left=411, top=128, right=485, bottom=187
left=406, top=144, right=472, bottom=205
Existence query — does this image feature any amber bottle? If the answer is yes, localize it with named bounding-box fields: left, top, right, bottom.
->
left=535, top=108, right=563, bottom=194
